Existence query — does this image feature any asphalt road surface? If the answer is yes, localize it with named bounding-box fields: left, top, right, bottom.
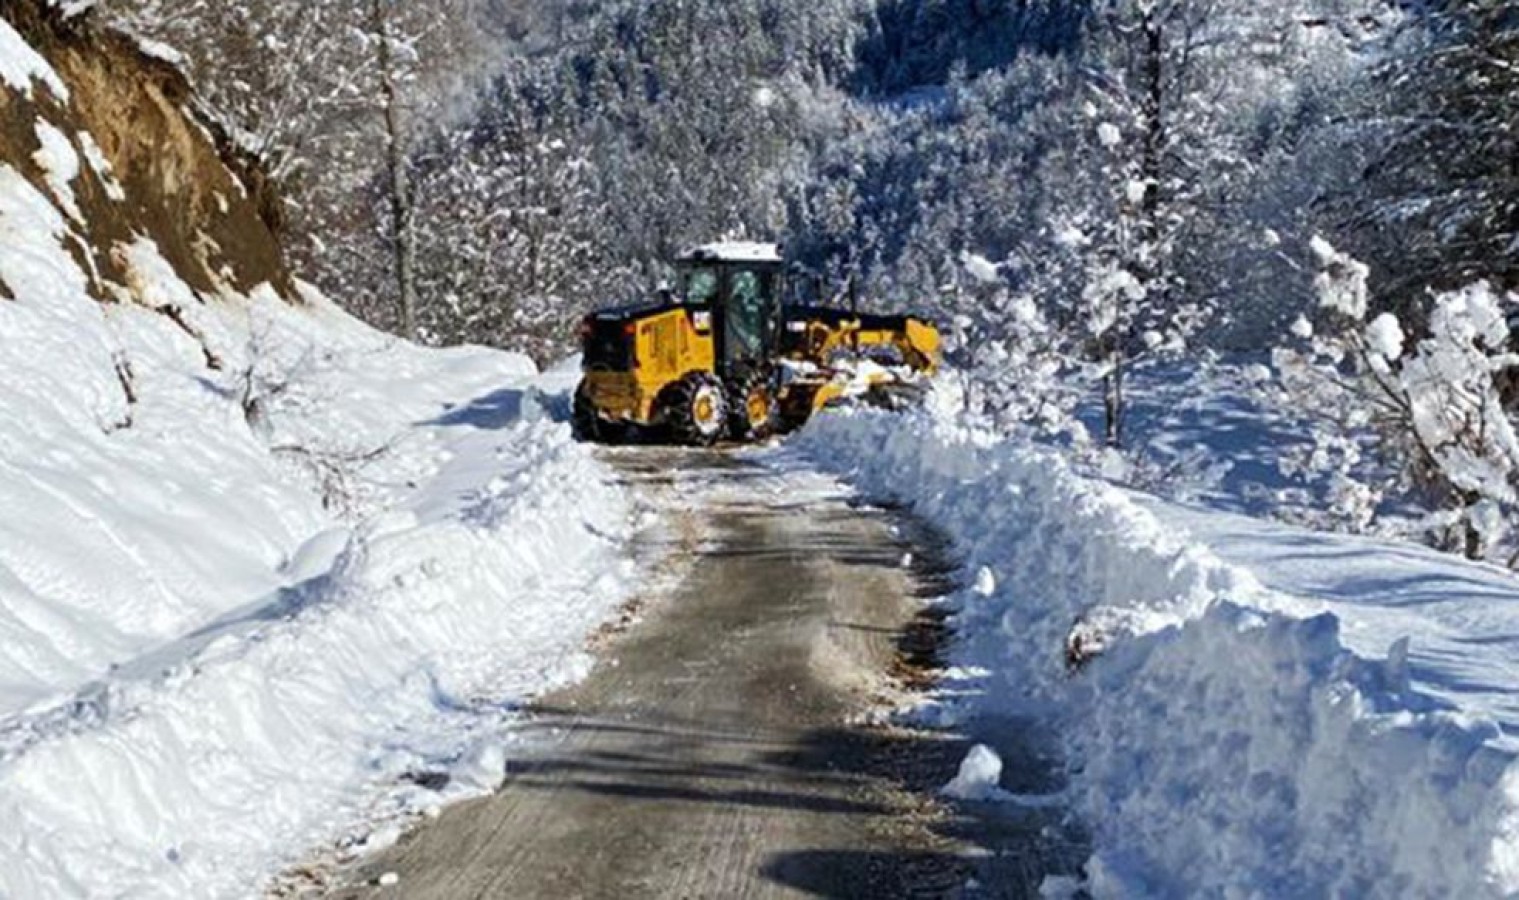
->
left=322, top=449, right=1077, bottom=900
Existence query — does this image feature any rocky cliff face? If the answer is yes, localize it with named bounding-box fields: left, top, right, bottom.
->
left=0, top=0, right=291, bottom=306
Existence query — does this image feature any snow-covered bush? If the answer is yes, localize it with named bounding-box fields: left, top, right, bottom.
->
left=948, top=252, right=1088, bottom=442
left=1264, top=237, right=1519, bottom=560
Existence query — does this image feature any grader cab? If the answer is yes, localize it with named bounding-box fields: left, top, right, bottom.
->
left=572, top=242, right=939, bottom=445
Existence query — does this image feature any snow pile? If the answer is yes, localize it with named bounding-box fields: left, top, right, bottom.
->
left=941, top=744, right=1006, bottom=801
left=801, top=410, right=1258, bottom=708
left=796, top=406, right=1519, bottom=898
left=0, top=413, right=632, bottom=899
left=0, top=195, right=635, bottom=894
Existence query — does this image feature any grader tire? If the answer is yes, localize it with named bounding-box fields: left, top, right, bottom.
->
left=662, top=372, right=728, bottom=446
left=728, top=371, right=779, bottom=442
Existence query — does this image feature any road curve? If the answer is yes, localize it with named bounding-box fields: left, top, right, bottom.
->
left=323, top=449, right=991, bottom=899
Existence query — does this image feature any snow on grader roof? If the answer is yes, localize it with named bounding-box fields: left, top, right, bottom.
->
left=678, top=241, right=783, bottom=264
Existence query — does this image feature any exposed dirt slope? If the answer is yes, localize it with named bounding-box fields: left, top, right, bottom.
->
left=0, top=0, right=291, bottom=303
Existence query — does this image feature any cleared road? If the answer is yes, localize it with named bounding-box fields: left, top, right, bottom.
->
left=324, top=450, right=1063, bottom=899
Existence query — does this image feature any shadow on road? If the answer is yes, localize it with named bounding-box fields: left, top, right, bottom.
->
left=313, top=448, right=1088, bottom=899
left=482, top=490, right=1090, bottom=899
left=491, top=700, right=1086, bottom=898
left=762, top=850, right=969, bottom=898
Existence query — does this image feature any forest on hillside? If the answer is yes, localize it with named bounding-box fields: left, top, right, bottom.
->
left=12, top=5, right=1519, bottom=894
left=99, top=0, right=1519, bottom=565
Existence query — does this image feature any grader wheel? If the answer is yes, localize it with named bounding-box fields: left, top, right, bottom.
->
left=572, top=381, right=632, bottom=444
left=661, top=372, right=728, bottom=446
left=729, top=371, right=779, bottom=441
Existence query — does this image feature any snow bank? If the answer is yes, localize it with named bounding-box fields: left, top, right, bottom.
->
left=0, top=104, right=634, bottom=895
left=795, top=407, right=1519, bottom=898
left=0, top=419, right=632, bottom=899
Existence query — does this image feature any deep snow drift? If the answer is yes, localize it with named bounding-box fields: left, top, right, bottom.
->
left=795, top=404, right=1519, bottom=898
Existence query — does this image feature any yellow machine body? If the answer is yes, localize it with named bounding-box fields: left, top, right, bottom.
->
left=579, top=306, right=717, bottom=425
left=574, top=244, right=940, bottom=443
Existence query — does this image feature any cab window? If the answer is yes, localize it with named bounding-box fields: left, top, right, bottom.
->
left=726, top=270, right=773, bottom=360
left=684, top=268, right=719, bottom=305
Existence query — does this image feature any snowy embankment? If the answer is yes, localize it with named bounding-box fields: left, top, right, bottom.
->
left=0, top=268, right=637, bottom=897
left=797, top=407, right=1519, bottom=898
left=0, top=27, right=636, bottom=893
left=0, top=277, right=635, bottom=899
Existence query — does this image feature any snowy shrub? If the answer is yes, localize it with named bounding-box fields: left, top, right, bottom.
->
left=1263, top=237, right=1519, bottom=561
left=913, top=248, right=1087, bottom=445
left=1118, top=442, right=1236, bottom=505
left=953, top=263, right=1087, bottom=442
left=228, top=312, right=413, bottom=519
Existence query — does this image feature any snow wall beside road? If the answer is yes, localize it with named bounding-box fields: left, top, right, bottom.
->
left=798, top=407, right=1519, bottom=898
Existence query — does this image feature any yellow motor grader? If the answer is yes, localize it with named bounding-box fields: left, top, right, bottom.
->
left=572, top=242, right=940, bottom=445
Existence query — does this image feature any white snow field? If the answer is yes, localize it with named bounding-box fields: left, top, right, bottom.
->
left=0, top=105, right=636, bottom=897
left=796, top=405, right=1519, bottom=899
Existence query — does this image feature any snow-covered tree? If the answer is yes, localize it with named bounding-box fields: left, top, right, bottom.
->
left=409, top=80, right=617, bottom=359
left=1264, top=238, right=1519, bottom=561
left=1024, top=0, right=1232, bottom=447
left=102, top=0, right=525, bottom=339
left=1353, top=0, right=1519, bottom=307
left=953, top=252, right=1086, bottom=441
